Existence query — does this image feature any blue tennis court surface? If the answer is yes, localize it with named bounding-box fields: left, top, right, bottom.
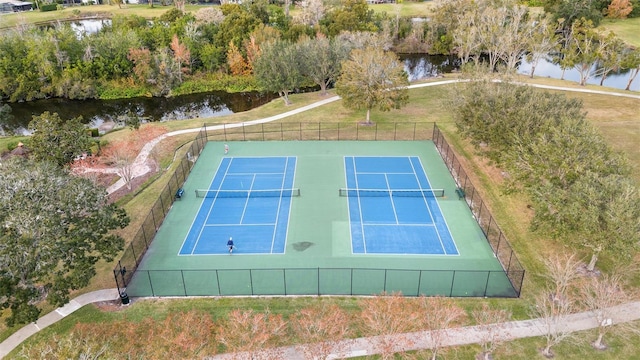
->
left=179, top=156, right=296, bottom=255
left=344, top=156, right=458, bottom=255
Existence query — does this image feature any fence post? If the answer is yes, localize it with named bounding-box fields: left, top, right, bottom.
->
left=350, top=268, right=354, bottom=295
left=141, top=226, right=149, bottom=248
left=450, top=270, right=456, bottom=297
left=417, top=270, right=423, bottom=296
left=181, top=270, right=187, bottom=296
left=283, top=269, right=287, bottom=295
left=483, top=271, right=491, bottom=297
left=216, top=270, right=221, bottom=295
left=131, top=244, right=138, bottom=267
left=318, top=122, right=321, bottom=140
left=147, top=271, right=155, bottom=296
left=250, top=269, right=254, bottom=295
left=223, top=123, right=227, bottom=141
left=383, top=269, right=387, bottom=293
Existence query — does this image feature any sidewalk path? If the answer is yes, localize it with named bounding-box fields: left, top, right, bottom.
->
left=2, top=291, right=638, bottom=359
left=103, top=79, right=640, bottom=195
left=0, top=289, right=119, bottom=358
left=207, top=301, right=640, bottom=359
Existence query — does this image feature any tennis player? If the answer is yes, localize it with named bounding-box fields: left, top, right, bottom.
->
left=227, top=237, right=234, bottom=253
left=224, top=143, right=229, bottom=155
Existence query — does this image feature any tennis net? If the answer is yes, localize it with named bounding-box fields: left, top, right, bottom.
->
left=195, top=188, right=301, bottom=198
left=339, top=188, right=445, bottom=198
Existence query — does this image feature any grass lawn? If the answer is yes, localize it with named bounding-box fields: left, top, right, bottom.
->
left=601, top=17, right=640, bottom=48
left=3, top=74, right=639, bottom=357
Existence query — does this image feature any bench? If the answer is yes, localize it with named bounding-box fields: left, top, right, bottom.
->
left=455, top=187, right=465, bottom=199
left=175, top=188, right=185, bottom=200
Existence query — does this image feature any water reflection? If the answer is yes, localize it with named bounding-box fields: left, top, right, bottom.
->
left=3, top=91, right=277, bottom=135
left=517, top=57, right=639, bottom=91
left=400, top=54, right=460, bottom=81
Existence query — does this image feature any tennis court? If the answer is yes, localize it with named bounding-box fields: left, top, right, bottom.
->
left=179, top=156, right=297, bottom=255
left=344, top=156, right=457, bottom=255
left=127, top=140, right=518, bottom=297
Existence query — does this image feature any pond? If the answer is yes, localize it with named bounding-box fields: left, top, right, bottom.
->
left=2, top=52, right=637, bottom=135
left=2, top=91, right=278, bottom=135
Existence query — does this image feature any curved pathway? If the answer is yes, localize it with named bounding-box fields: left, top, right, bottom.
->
left=103, top=79, right=640, bottom=195
left=2, top=80, right=639, bottom=358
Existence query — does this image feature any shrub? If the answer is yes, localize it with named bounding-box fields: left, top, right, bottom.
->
left=40, top=3, right=58, bottom=11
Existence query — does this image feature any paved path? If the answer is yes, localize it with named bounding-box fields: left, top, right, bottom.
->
left=2, top=290, right=639, bottom=359
left=208, top=301, right=640, bottom=360
left=102, top=79, right=640, bottom=195
left=0, top=289, right=119, bottom=358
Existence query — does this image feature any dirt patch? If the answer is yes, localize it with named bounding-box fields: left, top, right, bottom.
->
left=107, top=171, right=156, bottom=203
left=93, top=299, right=128, bottom=312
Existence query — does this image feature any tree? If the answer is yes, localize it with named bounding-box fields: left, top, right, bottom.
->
left=296, top=0, right=325, bottom=26
left=28, top=111, right=93, bottom=167
left=0, top=102, right=13, bottom=135
left=545, top=0, right=606, bottom=29
left=606, top=0, right=633, bottom=19
left=0, top=158, right=129, bottom=326
left=450, top=2, right=482, bottom=65
left=358, top=293, right=424, bottom=359
left=299, top=34, right=351, bottom=95
left=564, top=173, right=640, bottom=272
left=472, top=303, right=512, bottom=360
left=291, top=303, right=353, bottom=359
left=532, top=286, right=575, bottom=358
left=253, top=39, right=303, bottom=105
left=525, top=15, right=561, bottom=78
left=420, top=296, right=467, bottom=360
left=620, top=47, right=640, bottom=91
left=321, top=0, right=377, bottom=37
left=594, top=33, right=625, bottom=86
left=541, top=252, right=583, bottom=301
left=227, top=41, right=250, bottom=76
left=170, top=34, right=191, bottom=81
left=128, top=47, right=153, bottom=84
left=217, top=309, right=286, bottom=358
left=101, top=141, right=137, bottom=191
left=578, top=271, right=636, bottom=350
left=335, top=47, right=409, bottom=125
left=565, top=19, right=604, bottom=86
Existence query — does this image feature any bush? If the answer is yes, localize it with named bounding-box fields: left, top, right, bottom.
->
left=40, top=3, right=58, bottom=11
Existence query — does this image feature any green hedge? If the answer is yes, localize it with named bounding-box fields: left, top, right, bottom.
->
left=40, top=3, right=58, bottom=11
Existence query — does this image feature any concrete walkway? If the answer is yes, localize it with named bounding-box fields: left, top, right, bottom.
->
left=2, top=289, right=639, bottom=359
left=208, top=301, right=640, bottom=359
left=0, top=289, right=119, bottom=358
left=102, top=79, right=640, bottom=195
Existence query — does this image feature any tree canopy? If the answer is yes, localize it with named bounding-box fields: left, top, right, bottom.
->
left=335, top=47, right=409, bottom=124
left=450, top=78, right=639, bottom=271
left=0, top=158, right=129, bottom=326
left=253, top=39, right=304, bottom=105
left=27, top=111, right=93, bottom=167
